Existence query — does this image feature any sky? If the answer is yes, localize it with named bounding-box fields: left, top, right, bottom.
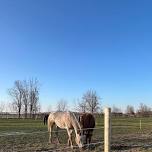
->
left=0, top=0, right=152, bottom=112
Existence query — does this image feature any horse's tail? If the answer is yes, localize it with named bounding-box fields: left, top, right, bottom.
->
left=48, top=114, right=54, bottom=131
left=47, top=114, right=52, bottom=143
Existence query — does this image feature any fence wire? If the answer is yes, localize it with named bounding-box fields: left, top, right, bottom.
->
left=2, top=116, right=152, bottom=152
left=110, top=116, right=152, bottom=152
left=0, top=127, right=103, bottom=152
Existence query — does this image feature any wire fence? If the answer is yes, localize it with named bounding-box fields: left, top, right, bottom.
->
left=110, top=116, right=152, bottom=152
left=0, top=127, right=103, bottom=152
left=2, top=125, right=152, bottom=152
left=1, top=112, right=152, bottom=152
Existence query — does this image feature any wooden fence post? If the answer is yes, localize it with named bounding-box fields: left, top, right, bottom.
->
left=104, top=107, right=111, bottom=152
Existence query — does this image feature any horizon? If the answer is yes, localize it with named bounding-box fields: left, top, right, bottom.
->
left=0, top=1, right=152, bottom=112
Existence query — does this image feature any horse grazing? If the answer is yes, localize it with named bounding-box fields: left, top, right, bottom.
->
left=47, top=111, right=85, bottom=148
left=43, top=114, right=49, bottom=125
left=79, top=113, right=95, bottom=144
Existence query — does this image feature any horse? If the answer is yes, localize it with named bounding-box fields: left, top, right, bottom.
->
left=79, top=113, right=95, bottom=144
left=43, top=114, right=49, bottom=125
left=47, top=111, right=85, bottom=148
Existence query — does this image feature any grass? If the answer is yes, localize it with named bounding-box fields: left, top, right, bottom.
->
left=0, top=116, right=152, bottom=151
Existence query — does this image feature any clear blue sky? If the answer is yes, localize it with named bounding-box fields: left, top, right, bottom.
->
left=0, top=0, right=152, bottom=111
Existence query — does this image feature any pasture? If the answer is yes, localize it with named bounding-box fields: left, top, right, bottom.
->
left=0, top=116, right=152, bottom=152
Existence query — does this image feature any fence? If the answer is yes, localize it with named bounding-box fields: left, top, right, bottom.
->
left=2, top=108, right=152, bottom=151
left=0, top=112, right=44, bottom=119
left=0, top=127, right=104, bottom=152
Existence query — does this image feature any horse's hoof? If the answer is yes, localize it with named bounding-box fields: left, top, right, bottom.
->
left=48, top=140, right=52, bottom=144
left=71, top=146, right=74, bottom=149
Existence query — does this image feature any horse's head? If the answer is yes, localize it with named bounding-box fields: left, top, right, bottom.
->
left=75, top=130, right=86, bottom=148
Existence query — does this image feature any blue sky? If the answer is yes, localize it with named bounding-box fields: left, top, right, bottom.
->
left=0, top=0, right=152, bottom=111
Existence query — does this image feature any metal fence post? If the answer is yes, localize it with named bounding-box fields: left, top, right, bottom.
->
left=104, top=107, right=111, bottom=152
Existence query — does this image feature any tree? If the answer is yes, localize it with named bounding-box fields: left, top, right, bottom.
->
left=22, top=80, right=29, bottom=118
left=47, top=104, right=52, bottom=112
left=8, top=78, right=40, bottom=118
left=137, top=103, right=151, bottom=117
left=56, top=99, right=68, bottom=112
left=0, top=101, right=5, bottom=113
left=75, top=98, right=87, bottom=113
left=8, top=80, right=24, bottom=118
left=82, top=89, right=100, bottom=113
left=126, top=105, right=135, bottom=115
left=112, top=105, right=122, bottom=113
left=29, top=78, right=40, bottom=118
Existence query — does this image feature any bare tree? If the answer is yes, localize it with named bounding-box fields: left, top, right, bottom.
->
left=137, top=103, right=151, bottom=117
left=126, top=105, right=135, bottom=115
left=78, top=100, right=87, bottom=113
left=75, top=98, right=87, bottom=113
left=56, top=99, right=68, bottom=112
left=98, top=106, right=103, bottom=114
left=36, top=101, right=41, bottom=114
left=47, top=104, right=52, bottom=112
left=29, top=78, right=40, bottom=118
left=22, top=80, right=29, bottom=118
left=82, top=89, right=100, bottom=113
left=112, top=105, right=122, bottom=113
left=0, top=101, right=5, bottom=112
left=8, top=78, right=40, bottom=118
left=8, top=102, right=15, bottom=113
left=8, top=80, right=24, bottom=118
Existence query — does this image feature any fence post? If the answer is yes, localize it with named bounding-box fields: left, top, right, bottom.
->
left=104, top=107, right=111, bottom=152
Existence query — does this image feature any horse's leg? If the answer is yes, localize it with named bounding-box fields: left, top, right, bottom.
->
left=67, top=128, right=73, bottom=148
left=86, top=134, right=88, bottom=145
left=48, top=126, right=52, bottom=143
left=85, top=131, right=88, bottom=144
left=67, top=131, right=70, bottom=146
left=49, top=124, right=53, bottom=143
left=67, top=136, right=70, bottom=146
left=55, top=125, right=60, bottom=144
left=88, top=131, right=93, bottom=144
left=89, top=135, right=91, bottom=144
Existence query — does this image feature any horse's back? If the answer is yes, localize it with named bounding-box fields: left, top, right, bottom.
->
left=48, top=111, right=73, bottom=129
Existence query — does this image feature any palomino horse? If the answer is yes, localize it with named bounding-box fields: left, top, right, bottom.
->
left=47, top=111, right=85, bottom=148
left=79, top=113, right=95, bottom=144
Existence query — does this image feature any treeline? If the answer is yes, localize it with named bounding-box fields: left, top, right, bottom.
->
left=1, top=78, right=152, bottom=118
left=112, top=103, right=152, bottom=117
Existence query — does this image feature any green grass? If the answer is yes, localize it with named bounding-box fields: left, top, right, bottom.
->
left=1, top=116, right=152, bottom=151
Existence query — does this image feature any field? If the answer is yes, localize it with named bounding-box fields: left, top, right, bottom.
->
left=1, top=116, right=152, bottom=152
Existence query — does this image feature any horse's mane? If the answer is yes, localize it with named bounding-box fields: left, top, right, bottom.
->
left=68, top=111, right=82, bottom=134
